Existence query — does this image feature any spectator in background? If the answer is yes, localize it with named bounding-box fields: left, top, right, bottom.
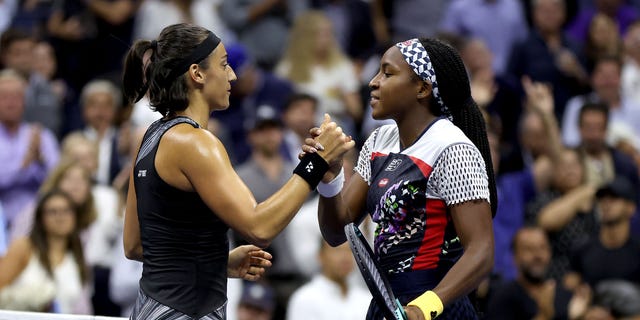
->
left=562, top=57, right=640, bottom=148
left=526, top=148, right=598, bottom=280
left=507, top=0, right=588, bottom=122
left=46, top=0, right=97, bottom=93
left=237, top=281, right=276, bottom=320
left=85, top=0, right=139, bottom=80
left=0, top=69, right=59, bottom=229
left=492, top=79, right=565, bottom=281
left=574, top=103, right=640, bottom=236
left=566, top=176, right=640, bottom=289
left=311, top=0, right=377, bottom=66
left=487, top=226, right=591, bottom=320
left=590, top=280, right=640, bottom=318
left=281, top=93, right=319, bottom=163
left=286, top=240, right=371, bottom=320
left=133, top=0, right=233, bottom=46
left=584, top=13, right=624, bottom=72
left=566, top=0, right=639, bottom=45
left=215, top=43, right=294, bottom=164
left=370, top=0, right=448, bottom=45
left=621, top=20, right=640, bottom=106
left=0, top=29, right=63, bottom=136
left=235, top=112, right=301, bottom=320
left=574, top=102, right=639, bottom=188
left=439, top=0, right=528, bottom=75
left=9, top=161, right=97, bottom=243
left=221, top=0, right=309, bottom=71
left=0, top=190, right=92, bottom=314
left=31, top=41, right=76, bottom=135
left=74, top=79, right=124, bottom=186
left=277, top=10, right=362, bottom=137
left=459, top=37, right=521, bottom=163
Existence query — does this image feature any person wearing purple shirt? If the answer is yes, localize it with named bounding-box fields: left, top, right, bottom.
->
left=0, top=69, right=59, bottom=227
left=566, top=0, right=639, bottom=43
left=439, top=0, right=528, bottom=75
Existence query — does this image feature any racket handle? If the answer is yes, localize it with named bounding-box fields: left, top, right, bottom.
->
left=394, top=299, right=408, bottom=320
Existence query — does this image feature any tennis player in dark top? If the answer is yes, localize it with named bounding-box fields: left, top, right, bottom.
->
left=121, top=23, right=354, bottom=320
left=305, top=38, right=498, bottom=319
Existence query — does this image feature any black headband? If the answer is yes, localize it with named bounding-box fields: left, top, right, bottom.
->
left=163, top=31, right=220, bottom=86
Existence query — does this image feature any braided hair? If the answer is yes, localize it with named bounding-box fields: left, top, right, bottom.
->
left=419, top=38, right=498, bottom=217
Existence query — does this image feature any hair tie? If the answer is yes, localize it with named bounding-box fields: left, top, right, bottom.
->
left=395, top=39, right=452, bottom=121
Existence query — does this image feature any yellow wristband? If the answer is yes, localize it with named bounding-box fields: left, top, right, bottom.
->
left=408, top=290, right=444, bottom=320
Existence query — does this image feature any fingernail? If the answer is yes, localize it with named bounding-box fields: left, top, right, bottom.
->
left=309, top=148, right=318, bottom=153
left=315, top=143, right=324, bottom=151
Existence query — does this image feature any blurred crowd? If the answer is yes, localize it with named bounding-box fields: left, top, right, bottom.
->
left=1, top=0, right=640, bottom=319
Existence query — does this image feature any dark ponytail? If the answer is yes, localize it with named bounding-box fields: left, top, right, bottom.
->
left=420, top=38, right=498, bottom=217
left=122, top=39, right=155, bottom=105
left=122, top=23, right=214, bottom=116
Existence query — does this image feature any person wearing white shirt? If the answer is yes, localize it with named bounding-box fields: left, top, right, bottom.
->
left=286, top=240, right=371, bottom=320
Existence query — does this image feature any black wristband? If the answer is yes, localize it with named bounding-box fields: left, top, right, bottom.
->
left=293, top=152, right=330, bottom=189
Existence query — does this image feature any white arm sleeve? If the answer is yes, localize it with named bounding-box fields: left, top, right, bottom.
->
left=354, top=128, right=379, bottom=185
left=427, top=143, right=490, bottom=206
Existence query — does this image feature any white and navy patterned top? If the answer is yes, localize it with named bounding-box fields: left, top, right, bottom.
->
left=355, top=118, right=489, bottom=274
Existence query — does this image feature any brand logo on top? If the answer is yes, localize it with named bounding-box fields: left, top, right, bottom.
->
left=385, top=159, right=402, bottom=171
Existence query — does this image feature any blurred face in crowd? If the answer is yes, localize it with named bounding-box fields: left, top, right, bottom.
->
left=533, top=0, right=566, bottom=34
left=2, top=38, right=35, bottom=77
left=58, top=165, right=91, bottom=206
left=314, top=18, right=335, bottom=60
left=553, top=149, right=584, bottom=192
left=319, top=241, right=354, bottom=282
left=579, top=109, right=608, bottom=154
left=513, top=228, right=551, bottom=284
left=32, top=42, right=57, bottom=80
left=461, top=38, right=493, bottom=74
left=83, top=91, right=116, bottom=133
left=248, top=124, right=283, bottom=157
left=589, top=14, right=619, bottom=50
left=0, top=76, right=26, bottom=127
left=624, top=23, right=640, bottom=59
left=520, top=112, right=548, bottom=158
left=597, top=195, right=635, bottom=226
left=592, top=60, right=621, bottom=103
left=63, top=137, right=99, bottom=175
left=283, top=98, right=317, bottom=137
left=42, top=194, right=77, bottom=238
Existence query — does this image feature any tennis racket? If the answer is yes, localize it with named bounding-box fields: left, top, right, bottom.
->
left=344, top=222, right=408, bottom=320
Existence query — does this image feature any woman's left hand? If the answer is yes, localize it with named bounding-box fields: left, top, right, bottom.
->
left=227, top=245, right=273, bottom=281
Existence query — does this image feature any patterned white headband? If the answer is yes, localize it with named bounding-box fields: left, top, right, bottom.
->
left=395, top=38, right=451, bottom=120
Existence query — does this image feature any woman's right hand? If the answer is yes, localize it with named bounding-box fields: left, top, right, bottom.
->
left=301, top=114, right=355, bottom=181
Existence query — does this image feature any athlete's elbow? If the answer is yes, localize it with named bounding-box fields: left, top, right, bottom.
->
left=320, top=228, right=346, bottom=247
left=124, top=246, right=143, bottom=261
left=244, top=231, right=272, bottom=249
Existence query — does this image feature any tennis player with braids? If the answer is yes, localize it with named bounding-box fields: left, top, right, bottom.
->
left=121, top=23, right=354, bottom=319
left=307, top=38, right=497, bottom=319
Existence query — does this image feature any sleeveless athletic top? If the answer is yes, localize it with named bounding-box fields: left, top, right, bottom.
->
left=134, top=116, right=229, bottom=318
left=355, top=118, right=490, bottom=276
